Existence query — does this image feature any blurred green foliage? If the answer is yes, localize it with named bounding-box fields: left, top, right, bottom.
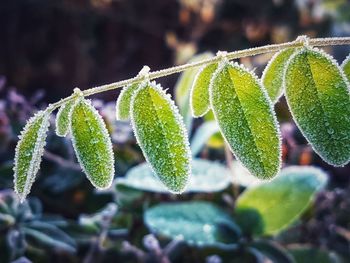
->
left=1, top=73, right=349, bottom=262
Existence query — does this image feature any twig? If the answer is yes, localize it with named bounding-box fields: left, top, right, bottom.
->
left=49, top=36, right=350, bottom=110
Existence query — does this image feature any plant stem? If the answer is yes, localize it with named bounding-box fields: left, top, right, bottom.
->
left=50, top=36, right=350, bottom=109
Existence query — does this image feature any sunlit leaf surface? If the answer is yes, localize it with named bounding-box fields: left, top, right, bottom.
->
left=131, top=82, right=191, bottom=193
left=235, top=166, right=327, bottom=235
left=190, top=63, right=218, bottom=117
left=262, top=48, right=297, bottom=103
left=175, top=52, right=213, bottom=130
left=285, top=48, right=350, bottom=166
left=115, top=82, right=141, bottom=121
left=210, top=61, right=281, bottom=179
left=55, top=99, right=76, bottom=137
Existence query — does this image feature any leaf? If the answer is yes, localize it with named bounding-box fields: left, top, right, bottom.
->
left=55, top=99, right=76, bottom=137
left=115, top=82, right=141, bottom=121
left=175, top=52, right=213, bottom=110
left=210, top=61, right=281, bottom=179
left=14, top=110, right=51, bottom=202
left=262, top=48, right=297, bottom=103
left=175, top=52, right=213, bottom=131
left=235, top=166, right=327, bottom=236
left=190, top=63, right=218, bottom=117
left=251, top=240, right=295, bottom=263
left=115, top=158, right=231, bottom=193
left=190, top=121, right=220, bottom=156
left=70, top=99, right=115, bottom=189
left=341, top=53, right=350, bottom=82
left=285, top=48, right=350, bottom=166
left=23, top=221, right=76, bottom=252
left=288, top=245, right=342, bottom=263
left=144, top=201, right=241, bottom=246
left=130, top=81, right=191, bottom=193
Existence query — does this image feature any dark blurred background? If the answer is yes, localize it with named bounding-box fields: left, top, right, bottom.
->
left=0, top=0, right=349, bottom=102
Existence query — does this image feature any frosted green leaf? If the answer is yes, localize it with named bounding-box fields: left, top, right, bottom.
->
left=262, top=48, right=297, bottom=103
left=144, top=201, right=241, bottom=246
left=341, top=53, right=350, bottom=82
left=14, top=110, right=51, bottom=202
left=175, top=52, right=213, bottom=131
left=190, top=63, right=218, bottom=117
left=175, top=52, right=213, bottom=109
left=55, top=99, right=76, bottom=137
left=235, top=166, right=327, bottom=236
left=130, top=81, right=191, bottom=193
left=285, top=48, right=350, bottom=166
left=115, top=158, right=231, bottom=193
left=210, top=61, right=281, bottom=179
left=70, top=99, right=114, bottom=189
left=115, top=82, right=141, bottom=121
left=190, top=121, right=220, bottom=156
